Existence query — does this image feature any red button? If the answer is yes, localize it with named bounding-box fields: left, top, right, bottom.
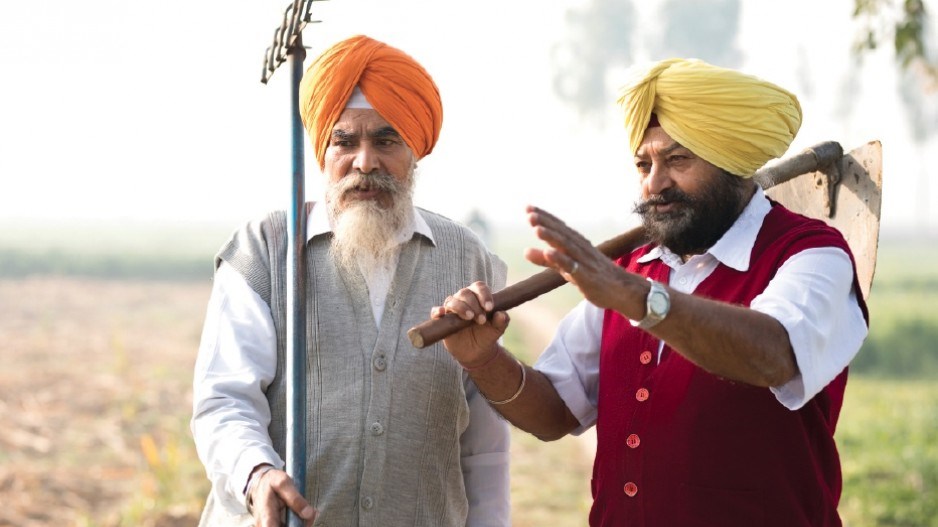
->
left=623, top=482, right=638, bottom=497
left=636, top=388, right=649, bottom=401
left=639, top=351, right=653, bottom=364
left=626, top=434, right=640, bottom=448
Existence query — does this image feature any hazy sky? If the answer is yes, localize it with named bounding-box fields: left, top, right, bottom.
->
left=1, top=0, right=935, bottom=238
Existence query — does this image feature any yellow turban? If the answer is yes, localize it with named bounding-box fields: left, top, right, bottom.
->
left=617, top=58, right=802, bottom=177
left=299, top=35, right=443, bottom=170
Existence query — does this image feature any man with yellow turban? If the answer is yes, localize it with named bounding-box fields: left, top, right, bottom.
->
left=434, top=59, right=869, bottom=526
left=192, top=35, right=510, bottom=526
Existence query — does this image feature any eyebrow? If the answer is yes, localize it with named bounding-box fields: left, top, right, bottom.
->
left=332, top=129, right=357, bottom=140
left=634, top=141, right=686, bottom=158
left=369, top=126, right=401, bottom=139
left=659, top=142, right=685, bottom=155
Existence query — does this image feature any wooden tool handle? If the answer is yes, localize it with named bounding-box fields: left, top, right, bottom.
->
left=407, top=228, right=648, bottom=348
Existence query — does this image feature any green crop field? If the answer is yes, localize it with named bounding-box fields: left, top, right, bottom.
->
left=838, top=378, right=938, bottom=527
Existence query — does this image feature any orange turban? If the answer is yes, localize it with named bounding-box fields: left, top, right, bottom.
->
left=299, top=35, right=443, bottom=170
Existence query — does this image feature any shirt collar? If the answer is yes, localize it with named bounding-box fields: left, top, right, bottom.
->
left=306, top=201, right=435, bottom=245
left=636, top=186, right=770, bottom=272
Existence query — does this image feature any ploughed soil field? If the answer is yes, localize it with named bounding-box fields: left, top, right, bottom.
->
left=0, top=278, right=213, bottom=526
left=0, top=277, right=593, bottom=527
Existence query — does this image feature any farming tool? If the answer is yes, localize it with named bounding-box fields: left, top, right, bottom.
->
left=259, top=2, right=320, bottom=525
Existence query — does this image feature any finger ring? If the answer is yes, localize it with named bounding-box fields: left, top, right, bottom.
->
left=570, top=261, right=579, bottom=274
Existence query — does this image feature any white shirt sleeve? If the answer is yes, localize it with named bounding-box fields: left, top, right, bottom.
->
left=461, top=375, right=512, bottom=526
left=754, top=247, right=869, bottom=410
left=190, top=262, right=283, bottom=513
left=533, top=300, right=604, bottom=435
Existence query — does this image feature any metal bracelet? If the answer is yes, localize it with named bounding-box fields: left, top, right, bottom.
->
left=484, top=359, right=526, bottom=405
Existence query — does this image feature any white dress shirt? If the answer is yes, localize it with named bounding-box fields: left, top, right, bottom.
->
left=535, top=188, right=869, bottom=434
left=191, top=203, right=511, bottom=525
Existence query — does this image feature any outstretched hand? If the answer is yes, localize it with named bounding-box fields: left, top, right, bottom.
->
left=430, top=281, right=510, bottom=368
left=524, top=205, right=637, bottom=312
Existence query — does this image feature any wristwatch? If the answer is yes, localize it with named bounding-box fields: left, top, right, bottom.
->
left=636, top=278, right=670, bottom=329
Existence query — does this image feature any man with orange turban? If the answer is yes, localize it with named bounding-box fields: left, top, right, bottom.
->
left=192, top=35, right=509, bottom=526
left=434, top=59, right=869, bottom=526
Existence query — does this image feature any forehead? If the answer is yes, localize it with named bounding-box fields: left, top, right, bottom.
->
left=332, top=108, right=394, bottom=133
left=635, top=126, right=684, bottom=155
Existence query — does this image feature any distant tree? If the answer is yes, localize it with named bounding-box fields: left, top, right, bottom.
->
left=853, top=0, right=938, bottom=91
left=465, top=209, right=493, bottom=247
left=550, top=0, right=636, bottom=122
left=652, top=0, right=742, bottom=68
left=551, top=0, right=936, bottom=118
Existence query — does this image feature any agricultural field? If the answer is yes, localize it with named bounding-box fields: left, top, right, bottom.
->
left=0, top=222, right=935, bottom=526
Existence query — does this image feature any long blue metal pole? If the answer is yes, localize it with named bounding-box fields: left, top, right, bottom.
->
left=285, top=32, right=308, bottom=527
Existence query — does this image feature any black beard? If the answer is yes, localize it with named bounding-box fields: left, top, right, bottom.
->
left=633, top=171, right=748, bottom=257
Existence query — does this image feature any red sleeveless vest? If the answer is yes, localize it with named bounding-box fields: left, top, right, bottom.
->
left=590, top=202, right=869, bottom=527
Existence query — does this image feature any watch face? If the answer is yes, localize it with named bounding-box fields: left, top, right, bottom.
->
left=649, top=291, right=669, bottom=315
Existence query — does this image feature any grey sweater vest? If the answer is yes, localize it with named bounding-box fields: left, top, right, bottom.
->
left=204, top=205, right=506, bottom=527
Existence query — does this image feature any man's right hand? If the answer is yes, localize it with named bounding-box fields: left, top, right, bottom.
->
left=430, top=280, right=509, bottom=369
left=248, top=466, right=317, bottom=527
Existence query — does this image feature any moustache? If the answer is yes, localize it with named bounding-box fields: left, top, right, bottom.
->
left=634, top=188, right=691, bottom=215
left=334, top=171, right=402, bottom=197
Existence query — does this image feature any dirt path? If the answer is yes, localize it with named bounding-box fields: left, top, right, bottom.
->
left=509, top=301, right=597, bottom=464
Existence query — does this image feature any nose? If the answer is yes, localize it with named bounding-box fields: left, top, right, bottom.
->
left=352, top=142, right=379, bottom=174
left=644, top=163, right=673, bottom=196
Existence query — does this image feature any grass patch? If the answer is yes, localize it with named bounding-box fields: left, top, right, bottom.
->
left=854, top=238, right=938, bottom=378
left=0, top=248, right=212, bottom=281
left=838, top=377, right=938, bottom=527
left=0, top=219, right=231, bottom=281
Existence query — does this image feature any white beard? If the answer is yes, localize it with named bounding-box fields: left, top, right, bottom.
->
left=326, top=169, right=415, bottom=279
